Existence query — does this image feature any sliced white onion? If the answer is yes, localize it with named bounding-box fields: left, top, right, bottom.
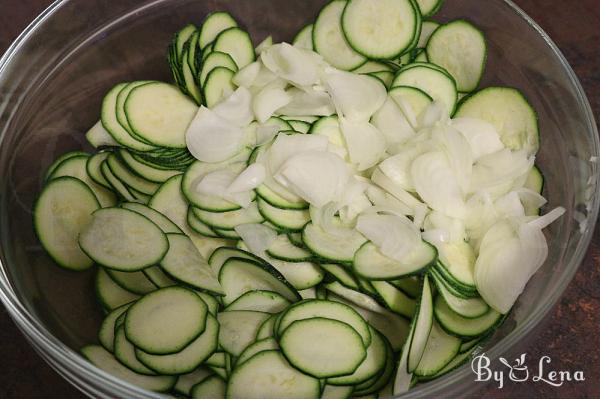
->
left=423, top=211, right=466, bottom=243
left=470, top=149, right=534, bottom=195
left=186, top=107, right=246, bottom=162
left=371, top=97, right=415, bottom=146
left=527, top=207, right=566, bottom=231
left=255, top=123, right=281, bottom=146
left=464, top=191, right=499, bottom=251
left=255, top=35, right=273, bottom=55
left=451, top=117, right=505, bottom=160
left=365, top=185, right=413, bottom=216
left=339, top=118, right=386, bottom=171
left=323, top=68, right=387, bottom=122
left=515, top=188, right=548, bottom=210
left=253, top=82, right=293, bottom=123
left=371, top=168, right=424, bottom=211
left=275, top=150, right=351, bottom=207
left=261, top=43, right=322, bottom=87
left=233, top=61, right=261, bottom=88
left=196, top=168, right=254, bottom=208
left=268, top=133, right=329, bottom=172
left=494, top=191, right=525, bottom=218
left=378, top=140, right=431, bottom=192
left=411, top=151, right=466, bottom=219
left=432, top=125, right=473, bottom=194
left=474, top=219, right=548, bottom=314
left=227, top=163, right=266, bottom=193
left=418, top=101, right=448, bottom=129
left=277, top=86, right=335, bottom=116
left=357, top=213, right=421, bottom=261
left=235, top=223, right=278, bottom=256
left=212, top=87, right=254, bottom=127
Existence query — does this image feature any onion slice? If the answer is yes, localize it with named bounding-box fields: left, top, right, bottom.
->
left=186, top=107, right=246, bottom=163
left=235, top=223, right=278, bottom=256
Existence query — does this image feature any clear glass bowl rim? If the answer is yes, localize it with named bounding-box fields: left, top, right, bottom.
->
left=0, top=0, right=598, bottom=398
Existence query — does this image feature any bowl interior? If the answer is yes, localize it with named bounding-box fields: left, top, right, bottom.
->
left=0, top=0, right=597, bottom=397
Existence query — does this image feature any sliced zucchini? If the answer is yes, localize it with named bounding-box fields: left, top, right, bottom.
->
left=48, top=154, right=117, bottom=207
left=302, top=222, right=367, bottom=263
left=105, top=269, right=157, bottom=295
left=434, top=295, right=502, bottom=338
left=199, top=11, right=238, bottom=49
left=118, top=149, right=179, bottom=183
left=416, top=0, right=444, bottom=17
left=353, top=241, right=436, bottom=280
left=125, top=286, right=208, bottom=355
left=266, top=235, right=313, bottom=262
left=34, top=176, right=100, bottom=270
left=81, top=345, right=176, bottom=392
left=431, top=269, right=488, bottom=318
left=86, top=120, right=119, bottom=148
left=217, top=310, right=271, bottom=356
left=427, top=19, right=487, bottom=92
left=320, top=263, right=360, bottom=290
left=292, top=24, right=314, bottom=50
left=407, top=275, right=433, bottom=373
left=225, top=290, right=291, bottom=313
left=281, top=317, right=366, bottom=378
left=371, top=280, right=416, bottom=318
left=256, top=314, right=278, bottom=341
left=257, top=198, right=310, bottom=232
left=174, top=367, right=213, bottom=396
left=256, top=184, right=308, bottom=210
left=114, top=325, right=156, bottom=375
left=191, top=375, right=226, bottom=399
left=455, top=87, right=539, bottom=155
left=192, top=202, right=264, bottom=230
left=101, top=83, right=157, bottom=152
left=143, top=266, right=177, bottom=288
left=121, top=202, right=183, bottom=234
left=327, top=326, right=387, bottom=386
left=313, top=0, right=366, bottom=70
left=199, top=51, right=238, bottom=86
left=208, top=246, right=263, bottom=276
left=277, top=299, right=371, bottom=348
left=392, top=62, right=458, bottom=115
left=100, top=161, right=135, bottom=201
left=79, top=208, right=169, bottom=271
left=218, top=257, right=301, bottom=305
left=236, top=337, right=279, bottom=366
left=106, top=153, right=160, bottom=195
left=414, top=320, right=461, bottom=377
left=342, top=0, right=419, bottom=59
left=95, top=268, right=140, bottom=311
left=125, top=82, right=198, bottom=148
left=149, top=174, right=188, bottom=231
left=213, top=27, right=255, bottom=69
left=98, top=303, right=132, bottom=352
left=226, top=350, right=320, bottom=399
left=203, top=66, right=237, bottom=108
left=86, top=152, right=112, bottom=189
left=135, top=313, right=219, bottom=375
left=160, top=233, right=223, bottom=295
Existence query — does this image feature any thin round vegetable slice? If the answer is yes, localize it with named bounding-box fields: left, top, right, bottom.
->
left=342, top=0, right=419, bottom=59
left=226, top=350, right=320, bottom=399
left=125, top=82, right=198, bottom=148
left=280, top=317, right=366, bottom=378
left=79, top=207, right=169, bottom=271
left=125, top=286, right=208, bottom=355
left=34, top=176, right=100, bottom=270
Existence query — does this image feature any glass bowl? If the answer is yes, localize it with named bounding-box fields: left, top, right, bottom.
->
left=0, top=0, right=597, bottom=398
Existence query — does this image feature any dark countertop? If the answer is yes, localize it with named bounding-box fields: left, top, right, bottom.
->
left=0, top=0, right=598, bottom=398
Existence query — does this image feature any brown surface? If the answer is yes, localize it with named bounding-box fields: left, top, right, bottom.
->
left=0, top=0, right=599, bottom=398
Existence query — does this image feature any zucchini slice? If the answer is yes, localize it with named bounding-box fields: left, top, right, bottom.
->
left=79, top=207, right=169, bottom=271
left=125, top=286, right=209, bottom=355
left=34, top=176, right=100, bottom=270
left=81, top=345, right=176, bottom=392
left=227, top=350, right=320, bottom=399
left=280, top=317, right=366, bottom=378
